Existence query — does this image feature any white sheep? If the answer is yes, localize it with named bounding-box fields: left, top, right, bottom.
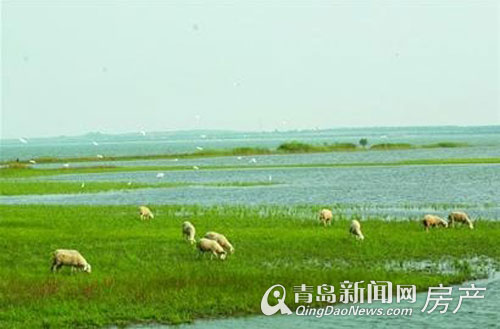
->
left=349, top=220, right=364, bottom=240
left=182, top=221, right=196, bottom=244
left=448, top=211, right=474, bottom=229
left=139, top=206, right=154, bottom=220
left=319, top=209, right=333, bottom=227
left=422, top=214, right=448, bottom=232
left=197, top=238, right=227, bottom=260
left=51, top=249, right=91, bottom=273
left=204, top=231, right=234, bottom=254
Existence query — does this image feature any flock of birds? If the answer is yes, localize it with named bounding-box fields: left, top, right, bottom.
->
left=21, top=132, right=264, bottom=184
left=50, top=134, right=264, bottom=188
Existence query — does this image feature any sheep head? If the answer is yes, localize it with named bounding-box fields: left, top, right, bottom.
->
left=83, top=264, right=92, bottom=273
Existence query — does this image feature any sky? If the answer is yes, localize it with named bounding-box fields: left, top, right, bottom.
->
left=1, top=1, right=499, bottom=139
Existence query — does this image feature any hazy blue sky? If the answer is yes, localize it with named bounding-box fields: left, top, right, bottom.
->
left=1, top=1, right=499, bottom=138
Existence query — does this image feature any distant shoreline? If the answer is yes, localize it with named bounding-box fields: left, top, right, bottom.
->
left=2, top=124, right=499, bottom=142
left=2, top=141, right=469, bottom=164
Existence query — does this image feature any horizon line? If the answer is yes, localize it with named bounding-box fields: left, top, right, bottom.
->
left=1, top=123, right=499, bottom=142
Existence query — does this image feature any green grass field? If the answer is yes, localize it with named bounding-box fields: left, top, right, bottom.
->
left=0, top=181, right=189, bottom=196
left=0, top=180, right=277, bottom=196
left=0, top=205, right=498, bottom=328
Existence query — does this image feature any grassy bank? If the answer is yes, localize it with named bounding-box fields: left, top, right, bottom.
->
left=369, top=143, right=413, bottom=150
left=277, top=141, right=357, bottom=153
left=1, top=157, right=499, bottom=179
left=4, top=141, right=469, bottom=165
left=0, top=181, right=188, bottom=196
left=0, top=205, right=498, bottom=328
left=0, top=180, right=278, bottom=196
left=369, top=142, right=469, bottom=150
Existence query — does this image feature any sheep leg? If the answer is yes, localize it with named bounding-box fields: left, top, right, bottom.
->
left=51, top=261, right=59, bottom=272
left=53, top=263, right=63, bottom=272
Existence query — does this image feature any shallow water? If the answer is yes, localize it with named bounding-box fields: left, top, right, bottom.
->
left=124, top=274, right=500, bottom=329
left=2, top=126, right=500, bottom=162
left=30, top=145, right=500, bottom=169
left=3, top=163, right=497, bottom=218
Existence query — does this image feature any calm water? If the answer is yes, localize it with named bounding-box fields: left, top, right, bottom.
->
left=2, top=164, right=500, bottom=218
left=31, top=145, right=500, bottom=169
left=2, top=126, right=500, bottom=162
left=1, top=126, right=499, bottom=218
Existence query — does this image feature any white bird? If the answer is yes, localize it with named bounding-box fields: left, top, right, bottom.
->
left=173, top=158, right=179, bottom=162
left=381, top=135, right=388, bottom=139
left=249, top=158, right=257, bottom=163
left=196, top=146, right=204, bottom=151
left=200, top=134, right=207, bottom=139
left=237, top=156, right=243, bottom=160
left=19, top=137, right=28, bottom=144
left=193, top=166, right=199, bottom=170
left=127, top=181, right=132, bottom=186
left=63, top=163, right=70, bottom=168
left=268, top=175, right=272, bottom=182
left=96, top=154, right=104, bottom=159
left=156, top=172, right=165, bottom=178
left=92, top=141, right=99, bottom=146
left=81, top=182, right=85, bottom=188
left=140, top=130, right=146, bottom=136
left=29, top=160, right=36, bottom=164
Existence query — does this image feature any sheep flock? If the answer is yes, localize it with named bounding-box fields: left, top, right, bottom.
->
left=50, top=207, right=476, bottom=274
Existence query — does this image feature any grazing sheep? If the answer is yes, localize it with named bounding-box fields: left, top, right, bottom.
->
left=139, top=206, right=154, bottom=220
left=349, top=220, right=364, bottom=240
left=422, top=214, right=448, bottom=232
left=197, top=238, right=227, bottom=260
left=182, top=221, right=196, bottom=244
left=448, top=211, right=474, bottom=229
left=204, top=231, right=234, bottom=254
left=319, top=209, right=333, bottom=227
left=51, top=249, right=91, bottom=273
